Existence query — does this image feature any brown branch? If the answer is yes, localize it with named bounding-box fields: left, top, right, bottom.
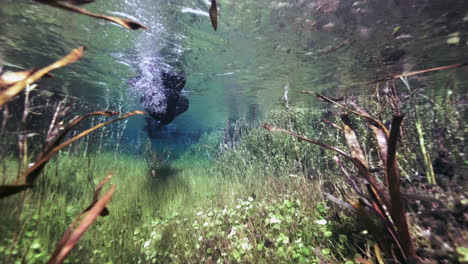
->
left=0, top=47, right=85, bottom=106
left=0, top=69, right=52, bottom=89
left=0, top=110, right=144, bottom=199
left=35, top=1, right=147, bottom=30
left=261, top=123, right=350, bottom=157
left=45, top=101, right=63, bottom=143
left=310, top=92, right=389, bottom=137
left=0, top=184, right=33, bottom=199
left=366, top=63, right=468, bottom=84
left=23, top=110, right=145, bottom=184
left=323, top=119, right=343, bottom=130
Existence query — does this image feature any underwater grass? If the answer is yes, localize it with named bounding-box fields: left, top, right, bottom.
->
left=1, top=78, right=466, bottom=263
left=0, top=145, right=362, bottom=263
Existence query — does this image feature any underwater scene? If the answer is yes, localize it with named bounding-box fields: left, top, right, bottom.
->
left=0, top=0, right=467, bottom=263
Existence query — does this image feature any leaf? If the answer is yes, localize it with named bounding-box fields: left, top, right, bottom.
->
left=341, top=114, right=368, bottom=167
left=67, top=0, right=95, bottom=5
left=92, top=172, right=112, bottom=203
left=350, top=157, right=391, bottom=210
left=341, top=114, right=407, bottom=261
left=365, top=183, right=405, bottom=261
left=48, top=185, right=116, bottom=264
left=350, top=200, right=401, bottom=262
left=0, top=47, right=85, bottom=106
left=348, top=101, right=390, bottom=184
left=386, top=115, right=414, bottom=259
left=84, top=172, right=113, bottom=217
left=23, top=110, right=145, bottom=184
left=0, top=69, right=53, bottom=88
left=334, top=156, right=366, bottom=197
left=370, top=125, right=388, bottom=177
left=350, top=200, right=383, bottom=240
left=299, top=91, right=344, bottom=101
left=209, top=0, right=218, bottom=31
left=355, top=258, right=373, bottom=264
left=374, top=244, right=384, bottom=264
left=0, top=110, right=143, bottom=200
left=35, top=1, right=147, bottom=30
left=323, top=118, right=343, bottom=130
left=0, top=184, right=33, bottom=199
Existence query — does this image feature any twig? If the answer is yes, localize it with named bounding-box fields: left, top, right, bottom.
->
left=0, top=47, right=85, bottom=106
left=46, top=101, right=63, bottom=143
left=35, top=0, right=147, bottom=30
left=324, top=192, right=353, bottom=210
left=1, top=104, right=9, bottom=133
left=366, top=63, right=467, bottom=84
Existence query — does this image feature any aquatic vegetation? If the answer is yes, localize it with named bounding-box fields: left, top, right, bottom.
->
left=1, top=1, right=467, bottom=264
left=0, top=2, right=147, bottom=262
left=0, top=154, right=150, bottom=263
left=1, top=90, right=465, bottom=263
left=0, top=110, right=144, bottom=198
left=262, top=95, right=414, bottom=262
left=259, top=87, right=466, bottom=263
left=134, top=192, right=364, bottom=263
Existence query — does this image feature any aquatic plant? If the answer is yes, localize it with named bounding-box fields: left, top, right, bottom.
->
left=262, top=92, right=415, bottom=263
left=1, top=1, right=466, bottom=263
left=262, top=108, right=415, bottom=262
left=133, top=188, right=363, bottom=263
left=0, top=2, right=148, bottom=262
left=400, top=76, right=436, bottom=185
left=258, top=76, right=466, bottom=262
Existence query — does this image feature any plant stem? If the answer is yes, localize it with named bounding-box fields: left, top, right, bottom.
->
left=400, top=77, right=436, bottom=184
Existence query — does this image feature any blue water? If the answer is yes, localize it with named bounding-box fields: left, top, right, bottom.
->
left=1, top=0, right=467, bottom=153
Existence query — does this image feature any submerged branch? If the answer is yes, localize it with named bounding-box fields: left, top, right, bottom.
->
left=34, top=0, right=147, bottom=30
left=0, top=47, right=85, bottom=106
left=366, top=63, right=468, bottom=84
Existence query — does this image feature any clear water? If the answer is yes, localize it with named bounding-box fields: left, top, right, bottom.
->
left=1, top=0, right=467, bottom=151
